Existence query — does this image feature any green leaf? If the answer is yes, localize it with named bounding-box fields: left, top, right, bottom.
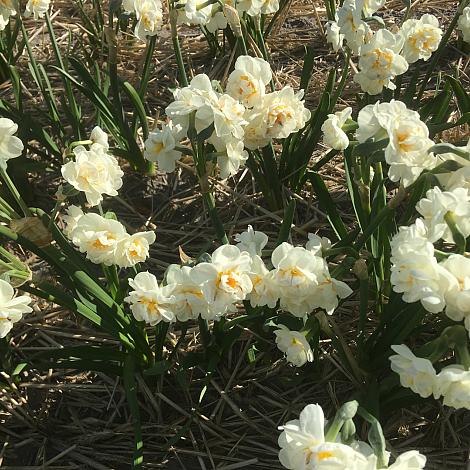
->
left=275, top=199, right=296, bottom=245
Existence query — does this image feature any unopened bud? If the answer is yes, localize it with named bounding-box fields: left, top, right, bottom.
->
left=353, top=259, right=368, bottom=280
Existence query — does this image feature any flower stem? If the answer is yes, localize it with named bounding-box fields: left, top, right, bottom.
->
left=170, top=9, right=189, bottom=87
left=0, top=166, right=32, bottom=217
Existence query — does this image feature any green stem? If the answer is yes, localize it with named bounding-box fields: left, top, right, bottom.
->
left=0, top=166, right=31, bottom=217
left=330, top=48, right=351, bottom=110
left=170, top=10, right=189, bottom=87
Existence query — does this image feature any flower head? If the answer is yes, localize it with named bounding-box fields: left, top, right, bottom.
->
left=114, top=231, right=156, bottom=268
left=274, top=325, right=313, bottom=367
left=125, top=272, right=175, bottom=325
left=457, top=6, right=470, bottom=43
left=234, top=225, right=268, bottom=257
left=321, top=107, right=352, bottom=150
left=0, top=279, right=32, bottom=338
left=0, top=118, right=24, bottom=169
left=389, top=344, right=437, bottom=398
left=144, top=121, right=183, bottom=173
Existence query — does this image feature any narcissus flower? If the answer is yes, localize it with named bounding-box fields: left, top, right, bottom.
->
left=132, top=0, right=163, bottom=41
left=114, top=231, right=156, bottom=268
left=144, top=121, right=183, bottom=172
left=165, top=265, right=210, bottom=321
left=389, top=344, right=437, bottom=398
left=274, top=325, right=313, bottom=367
left=326, top=20, right=344, bottom=52
left=70, top=213, right=127, bottom=266
left=125, top=272, right=175, bottom=325
left=399, top=14, right=442, bottom=64
left=226, top=55, right=272, bottom=108
left=380, top=451, right=427, bottom=470
left=190, top=245, right=253, bottom=319
left=457, top=6, right=470, bottom=43
left=24, top=0, right=51, bottom=19
left=390, top=219, right=448, bottom=313
left=62, top=205, right=84, bottom=238
left=246, top=255, right=278, bottom=308
left=0, top=0, right=16, bottom=31
left=337, top=0, right=372, bottom=54
left=0, top=118, right=24, bottom=169
left=271, top=243, right=351, bottom=317
left=278, top=404, right=375, bottom=470
left=356, top=100, right=437, bottom=187
left=354, top=29, right=408, bottom=95
left=61, top=142, right=123, bottom=207
left=234, top=225, right=268, bottom=257
left=416, top=186, right=470, bottom=243
left=0, top=279, right=32, bottom=338
left=439, top=255, right=470, bottom=331
left=434, top=365, right=470, bottom=410
left=321, top=107, right=352, bottom=150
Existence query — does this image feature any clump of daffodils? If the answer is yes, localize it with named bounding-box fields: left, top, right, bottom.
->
left=0, top=279, right=32, bottom=338
left=124, top=227, right=351, bottom=329
left=63, top=208, right=156, bottom=268
left=144, top=56, right=310, bottom=178
left=327, top=0, right=443, bottom=96
left=390, top=343, right=470, bottom=410
left=61, top=127, right=124, bottom=207
left=278, top=402, right=426, bottom=469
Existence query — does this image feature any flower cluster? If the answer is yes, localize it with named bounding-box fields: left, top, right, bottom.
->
left=64, top=207, right=156, bottom=268
left=123, top=0, right=163, bottom=41
left=61, top=127, right=124, bottom=207
left=0, top=279, right=32, bottom=338
left=125, top=227, right=351, bottom=327
left=145, top=56, right=310, bottom=178
left=390, top=345, right=470, bottom=410
left=175, top=0, right=279, bottom=33
left=328, top=1, right=442, bottom=95
left=278, top=402, right=426, bottom=469
left=322, top=100, right=438, bottom=187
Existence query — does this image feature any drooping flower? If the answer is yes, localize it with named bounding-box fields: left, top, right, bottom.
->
left=399, top=14, right=442, bottom=64
left=61, top=143, right=123, bottom=207
left=274, top=325, right=313, bottom=367
left=305, top=233, right=331, bottom=256
left=321, top=107, right=352, bottom=150
left=380, top=451, right=427, bottom=470
left=439, top=255, right=470, bottom=332
left=326, top=20, right=344, bottom=52
left=389, top=344, right=437, bottom=398
left=125, top=272, right=175, bottom=325
left=457, top=6, right=470, bottom=43
left=0, top=279, right=32, bottom=338
left=434, top=365, right=470, bottom=410
left=0, top=118, right=24, bottom=169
